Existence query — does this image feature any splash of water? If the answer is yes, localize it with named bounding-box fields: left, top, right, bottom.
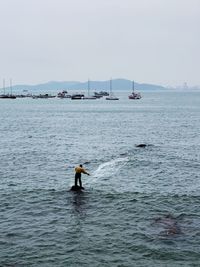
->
left=90, top=157, right=128, bottom=184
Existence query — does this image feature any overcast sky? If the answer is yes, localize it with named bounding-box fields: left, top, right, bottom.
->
left=0, top=0, right=199, bottom=86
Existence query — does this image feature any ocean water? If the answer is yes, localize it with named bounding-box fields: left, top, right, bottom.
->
left=0, top=91, right=200, bottom=267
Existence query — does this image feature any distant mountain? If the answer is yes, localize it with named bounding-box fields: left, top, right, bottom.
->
left=65, top=79, right=166, bottom=91
left=1, top=79, right=167, bottom=93
left=6, top=81, right=80, bottom=92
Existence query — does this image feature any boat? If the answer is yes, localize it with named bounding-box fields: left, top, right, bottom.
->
left=32, top=94, right=56, bottom=99
left=57, top=91, right=71, bottom=98
left=99, top=91, right=109, bottom=96
left=106, top=79, right=119, bottom=100
left=71, top=93, right=84, bottom=100
left=129, top=81, right=141, bottom=99
left=93, top=91, right=109, bottom=98
left=0, top=79, right=16, bottom=99
left=15, top=93, right=32, bottom=98
left=92, top=92, right=103, bottom=98
left=83, top=79, right=96, bottom=100
left=0, top=94, right=16, bottom=99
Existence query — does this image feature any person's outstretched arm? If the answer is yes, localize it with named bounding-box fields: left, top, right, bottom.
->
left=81, top=168, right=90, bottom=175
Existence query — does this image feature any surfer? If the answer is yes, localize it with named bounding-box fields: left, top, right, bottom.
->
left=74, top=164, right=90, bottom=189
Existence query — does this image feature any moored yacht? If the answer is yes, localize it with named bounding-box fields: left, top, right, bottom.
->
left=129, top=81, right=141, bottom=99
left=71, top=93, right=84, bottom=100
left=0, top=94, right=16, bottom=99
left=106, top=79, right=119, bottom=100
left=57, top=91, right=71, bottom=98
left=83, top=79, right=96, bottom=99
left=0, top=79, right=16, bottom=99
left=93, top=91, right=109, bottom=98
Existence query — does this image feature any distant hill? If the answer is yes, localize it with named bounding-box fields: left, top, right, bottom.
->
left=68, top=79, right=166, bottom=91
left=1, top=79, right=167, bottom=93
left=6, top=81, right=80, bottom=92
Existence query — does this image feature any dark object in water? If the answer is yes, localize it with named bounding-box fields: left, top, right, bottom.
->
left=136, top=144, right=147, bottom=148
left=119, top=152, right=128, bottom=157
left=83, top=161, right=90, bottom=165
left=154, top=214, right=181, bottom=236
left=70, top=185, right=84, bottom=191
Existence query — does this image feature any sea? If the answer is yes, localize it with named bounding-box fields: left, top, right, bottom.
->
left=0, top=90, right=200, bottom=267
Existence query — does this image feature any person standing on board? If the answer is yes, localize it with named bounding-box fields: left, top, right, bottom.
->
left=74, top=164, right=90, bottom=189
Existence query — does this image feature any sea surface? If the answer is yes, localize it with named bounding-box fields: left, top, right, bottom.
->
left=0, top=91, right=200, bottom=267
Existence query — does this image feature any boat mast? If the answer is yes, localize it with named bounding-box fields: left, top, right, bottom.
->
left=132, top=80, right=134, bottom=93
left=10, top=79, right=12, bottom=95
left=110, top=78, right=112, bottom=96
left=3, top=79, right=5, bottom=95
left=88, top=79, right=90, bottom=96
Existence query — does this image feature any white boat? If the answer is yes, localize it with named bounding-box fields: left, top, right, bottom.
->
left=129, top=81, right=141, bottom=99
left=106, top=79, right=119, bottom=100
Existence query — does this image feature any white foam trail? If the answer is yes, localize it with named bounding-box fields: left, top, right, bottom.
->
left=89, top=157, right=128, bottom=184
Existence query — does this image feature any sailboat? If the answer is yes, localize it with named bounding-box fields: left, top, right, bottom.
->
left=106, top=79, right=119, bottom=100
left=0, top=79, right=16, bottom=99
left=83, top=79, right=96, bottom=99
left=128, top=81, right=141, bottom=99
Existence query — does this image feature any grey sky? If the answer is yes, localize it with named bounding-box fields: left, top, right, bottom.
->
left=0, top=0, right=199, bottom=86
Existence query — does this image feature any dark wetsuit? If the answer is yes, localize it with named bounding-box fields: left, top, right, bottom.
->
left=74, top=166, right=89, bottom=188
left=75, top=172, right=82, bottom=187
